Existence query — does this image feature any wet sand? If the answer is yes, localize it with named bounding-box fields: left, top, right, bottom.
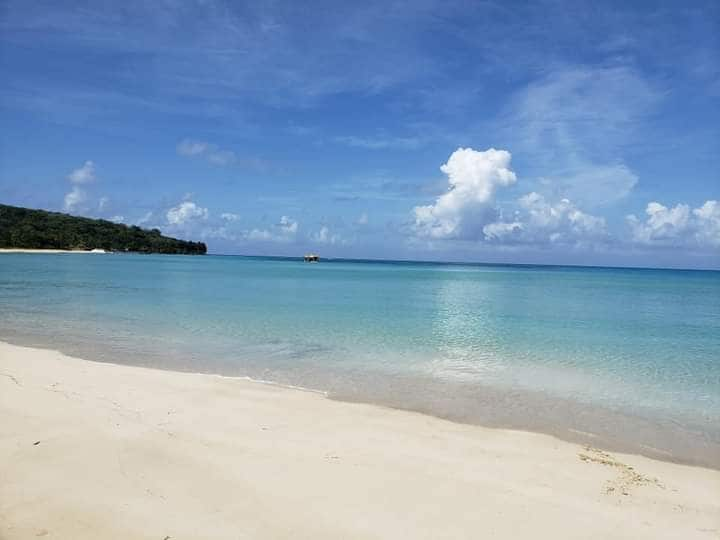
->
left=1, top=341, right=718, bottom=539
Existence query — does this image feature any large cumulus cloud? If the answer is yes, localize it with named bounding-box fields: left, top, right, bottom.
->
left=413, top=148, right=517, bottom=239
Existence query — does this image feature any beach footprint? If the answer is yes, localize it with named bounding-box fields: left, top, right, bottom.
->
left=578, top=446, right=663, bottom=497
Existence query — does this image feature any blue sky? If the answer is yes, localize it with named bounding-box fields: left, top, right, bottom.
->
left=1, top=0, right=718, bottom=268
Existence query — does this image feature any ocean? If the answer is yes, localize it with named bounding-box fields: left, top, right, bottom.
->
left=1, top=253, right=718, bottom=466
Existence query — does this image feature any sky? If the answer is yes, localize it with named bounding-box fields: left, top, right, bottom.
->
left=0, top=0, right=718, bottom=268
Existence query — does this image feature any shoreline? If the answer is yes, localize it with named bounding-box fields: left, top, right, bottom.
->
left=1, top=340, right=719, bottom=539
left=0, top=248, right=107, bottom=254
left=2, top=333, right=718, bottom=470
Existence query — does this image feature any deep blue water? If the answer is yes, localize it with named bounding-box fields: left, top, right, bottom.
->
left=1, top=254, right=718, bottom=465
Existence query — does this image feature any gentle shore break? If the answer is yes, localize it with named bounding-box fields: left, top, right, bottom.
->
left=1, top=341, right=718, bottom=539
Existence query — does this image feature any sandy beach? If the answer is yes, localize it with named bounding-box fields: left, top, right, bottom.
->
left=0, top=248, right=107, bottom=254
left=1, top=340, right=718, bottom=539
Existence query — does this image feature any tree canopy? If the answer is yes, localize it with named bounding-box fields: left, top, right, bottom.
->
left=0, top=204, right=207, bottom=254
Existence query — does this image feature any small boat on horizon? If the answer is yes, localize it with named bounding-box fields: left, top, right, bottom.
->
left=303, top=253, right=320, bottom=262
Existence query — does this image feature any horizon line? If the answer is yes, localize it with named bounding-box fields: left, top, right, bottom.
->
left=206, top=252, right=720, bottom=273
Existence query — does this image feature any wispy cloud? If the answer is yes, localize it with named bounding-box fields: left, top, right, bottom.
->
left=63, top=160, right=97, bottom=212
left=334, top=135, right=423, bottom=150
left=176, top=139, right=276, bottom=171
left=498, top=65, right=662, bottom=206
left=244, top=216, right=299, bottom=243
left=63, top=186, right=86, bottom=212
left=1, top=0, right=445, bottom=112
left=177, top=139, right=237, bottom=166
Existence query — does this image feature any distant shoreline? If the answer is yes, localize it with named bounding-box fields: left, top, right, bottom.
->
left=0, top=203, right=207, bottom=255
left=0, top=248, right=108, bottom=254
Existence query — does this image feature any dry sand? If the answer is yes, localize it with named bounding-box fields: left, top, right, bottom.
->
left=0, top=249, right=106, bottom=254
left=1, top=340, right=718, bottom=539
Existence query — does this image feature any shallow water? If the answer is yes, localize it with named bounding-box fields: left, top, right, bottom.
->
left=1, top=254, right=718, bottom=466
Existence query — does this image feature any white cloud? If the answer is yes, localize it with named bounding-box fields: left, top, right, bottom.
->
left=508, top=67, right=659, bottom=155
left=136, top=211, right=154, bottom=226
left=176, top=139, right=237, bottom=166
left=67, top=160, right=96, bottom=184
left=550, top=164, right=639, bottom=208
left=98, top=196, right=109, bottom=211
left=413, top=147, right=517, bottom=239
left=201, top=226, right=236, bottom=241
left=206, top=150, right=237, bottom=166
left=63, top=186, right=86, bottom=212
left=246, top=229, right=274, bottom=241
left=278, top=215, right=298, bottom=235
left=334, top=135, right=422, bottom=150
left=109, top=215, right=125, bottom=223
left=220, top=212, right=240, bottom=222
left=693, top=200, right=720, bottom=247
left=502, top=66, right=659, bottom=206
left=312, top=226, right=344, bottom=245
left=483, top=192, right=607, bottom=245
left=177, top=140, right=209, bottom=156
left=627, top=200, right=720, bottom=248
left=63, top=160, right=97, bottom=213
left=482, top=221, right=522, bottom=240
left=357, top=212, right=369, bottom=225
left=166, top=201, right=209, bottom=225
left=244, top=216, right=299, bottom=243
left=519, top=193, right=606, bottom=235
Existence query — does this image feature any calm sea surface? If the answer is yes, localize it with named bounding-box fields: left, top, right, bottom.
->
left=1, top=254, right=719, bottom=466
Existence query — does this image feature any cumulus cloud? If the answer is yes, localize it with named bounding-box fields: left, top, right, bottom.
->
left=278, top=215, right=298, bottom=235
left=413, top=147, right=517, bottom=239
left=244, top=216, right=299, bottom=243
left=627, top=200, right=720, bottom=248
left=482, top=221, right=522, bottom=240
left=246, top=229, right=274, bottom=241
left=693, top=201, right=720, bottom=247
left=312, top=226, right=345, bottom=245
left=63, top=160, right=97, bottom=213
left=166, top=201, right=209, bottom=225
left=220, top=212, right=240, bottom=222
left=63, top=186, right=86, bottom=212
left=201, top=226, right=237, bottom=241
left=67, top=160, right=96, bottom=184
left=484, top=192, right=607, bottom=245
left=176, top=139, right=237, bottom=166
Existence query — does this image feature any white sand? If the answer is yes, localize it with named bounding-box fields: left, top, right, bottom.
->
left=1, top=341, right=718, bottom=539
left=0, top=248, right=107, bottom=253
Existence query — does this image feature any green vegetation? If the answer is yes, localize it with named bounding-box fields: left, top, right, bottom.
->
left=0, top=204, right=207, bottom=254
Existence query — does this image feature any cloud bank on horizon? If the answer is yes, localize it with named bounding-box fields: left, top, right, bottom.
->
left=0, top=0, right=718, bottom=268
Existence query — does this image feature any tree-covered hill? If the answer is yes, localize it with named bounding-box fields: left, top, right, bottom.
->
left=0, top=204, right=206, bottom=254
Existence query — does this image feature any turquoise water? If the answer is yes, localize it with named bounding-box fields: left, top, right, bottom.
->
left=1, top=254, right=719, bottom=466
